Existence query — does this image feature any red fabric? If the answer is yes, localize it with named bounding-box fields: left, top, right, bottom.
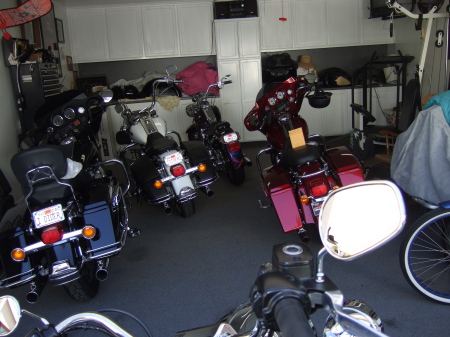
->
left=176, top=62, right=219, bottom=96
left=0, top=0, right=52, bottom=28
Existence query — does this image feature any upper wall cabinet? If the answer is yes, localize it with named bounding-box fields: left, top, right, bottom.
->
left=215, top=18, right=260, bottom=59
left=67, top=8, right=109, bottom=63
left=177, top=3, right=213, bottom=56
left=259, top=0, right=293, bottom=51
left=326, top=0, right=360, bottom=47
left=142, top=5, right=179, bottom=58
left=293, top=0, right=327, bottom=49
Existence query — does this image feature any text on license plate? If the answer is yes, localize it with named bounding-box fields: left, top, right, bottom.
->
left=164, top=152, right=183, bottom=166
left=223, top=133, right=238, bottom=143
left=32, top=204, right=65, bottom=228
left=312, top=201, right=324, bottom=217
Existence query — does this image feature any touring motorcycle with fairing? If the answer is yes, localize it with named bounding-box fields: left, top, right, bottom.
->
left=244, top=76, right=366, bottom=240
left=0, top=89, right=135, bottom=303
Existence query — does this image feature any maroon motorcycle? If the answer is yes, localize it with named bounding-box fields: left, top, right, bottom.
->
left=244, top=76, right=365, bottom=241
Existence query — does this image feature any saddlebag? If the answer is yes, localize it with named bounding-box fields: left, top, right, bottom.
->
left=325, top=146, right=364, bottom=185
left=130, top=154, right=171, bottom=203
left=261, top=164, right=302, bottom=232
left=180, top=141, right=217, bottom=186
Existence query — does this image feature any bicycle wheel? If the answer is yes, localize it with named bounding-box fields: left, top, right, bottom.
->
left=400, top=207, right=450, bottom=303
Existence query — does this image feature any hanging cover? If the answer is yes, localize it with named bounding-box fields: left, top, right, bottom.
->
left=0, top=0, right=52, bottom=29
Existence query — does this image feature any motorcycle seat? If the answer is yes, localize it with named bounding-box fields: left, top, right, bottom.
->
left=207, top=121, right=231, bottom=138
left=280, top=145, right=322, bottom=168
left=145, top=132, right=178, bottom=156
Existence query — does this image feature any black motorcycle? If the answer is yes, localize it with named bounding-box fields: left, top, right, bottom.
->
left=0, top=89, right=136, bottom=303
left=185, top=75, right=252, bottom=185
left=0, top=180, right=406, bottom=337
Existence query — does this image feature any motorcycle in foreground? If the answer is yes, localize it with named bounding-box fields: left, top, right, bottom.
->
left=185, top=75, right=252, bottom=185
left=0, top=89, right=135, bottom=303
left=0, top=180, right=406, bottom=337
left=115, top=65, right=217, bottom=218
left=244, top=77, right=366, bottom=241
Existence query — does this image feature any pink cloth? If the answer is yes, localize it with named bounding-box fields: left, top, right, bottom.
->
left=176, top=62, right=219, bottom=96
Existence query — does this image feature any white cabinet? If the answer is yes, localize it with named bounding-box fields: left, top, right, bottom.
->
left=67, top=8, right=109, bottom=63
left=215, top=18, right=260, bottom=60
left=293, top=0, right=327, bottom=49
left=142, top=5, right=179, bottom=58
left=106, top=7, right=144, bottom=60
left=258, top=0, right=293, bottom=51
left=177, top=3, right=213, bottom=56
left=327, top=0, right=360, bottom=47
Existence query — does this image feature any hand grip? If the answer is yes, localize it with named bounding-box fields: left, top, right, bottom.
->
left=274, top=298, right=316, bottom=337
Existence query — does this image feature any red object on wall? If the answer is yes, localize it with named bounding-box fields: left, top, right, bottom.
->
left=0, top=0, right=52, bottom=28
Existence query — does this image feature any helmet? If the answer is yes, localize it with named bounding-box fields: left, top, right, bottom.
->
left=306, top=88, right=332, bottom=109
left=262, top=53, right=297, bottom=83
left=124, top=85, right=139, bottom=99
left=318, top=68, right=351, bottom=88
left=418, top=0, right=444, bottom=13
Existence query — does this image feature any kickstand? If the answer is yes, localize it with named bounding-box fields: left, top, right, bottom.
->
left=258, top=199, right=272, bottom=209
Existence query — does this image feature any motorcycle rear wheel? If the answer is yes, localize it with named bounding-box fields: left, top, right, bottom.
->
left=400, top=207, right=450, bottom=304
left=63, top=260, right=100, bottom=302
left=174, top=199, right=195, bottom=218
left=227, top=165, right=245, bottom=185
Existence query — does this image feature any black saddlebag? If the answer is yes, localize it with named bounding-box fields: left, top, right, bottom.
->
left=130, top=154, right=171, bottom=203
left=180, top=141, right=217, bottom=186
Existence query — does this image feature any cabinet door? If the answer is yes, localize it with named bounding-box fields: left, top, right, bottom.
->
left=322, top=90, right=351, bottom=136
left=67, top=9, right=109, bottom=63
left=142, top=5, right=179, bottom=58
left=177, top=3, right=213, bottom=56
left=238, top=19, right=260, bottom=58
left=105, top=7, right=143, bottom=60
left=215, top=20, right=239, bottom=59
left=293, top=0, right=327, bottom=48
left=259, top=0, right=293, bottom=51
left=218, top=61, right=241, bottom=104
left=360, top=0, right=394, bottom=45
left=327, top=0, right=360, bottom=47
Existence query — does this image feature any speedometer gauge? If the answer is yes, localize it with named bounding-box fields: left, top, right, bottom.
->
left=63, top=108, right=76, bottom=119
left=277, top=90, right=285, bottom=100
left=268, top=97, right=277, bottom=106
left=52, top=115, right=64, bottom=127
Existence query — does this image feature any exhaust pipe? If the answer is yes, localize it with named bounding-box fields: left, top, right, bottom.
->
left=26, top=280, right=45, bottom=304
left=96, top=259, right=109, bottom=281
left=199, top=186, right=214, bottom=197
left=163, top=202, right=172, bottom=215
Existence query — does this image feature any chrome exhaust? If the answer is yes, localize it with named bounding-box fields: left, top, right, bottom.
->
left=199, top=186, right=214, bottom=197
left=163, top=202, right=172, bottom=215
left=26, top=280, right=45, bottom=304
left=96, top=259, right=109, bottom=281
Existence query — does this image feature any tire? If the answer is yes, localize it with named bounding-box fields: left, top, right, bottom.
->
left=175, top=199, right=195, bottom=218
left=228, top=165, right=245, bottom=185
left=64, top=260, right=100, bottom=302
left=400, top=207, right=450, bottom=304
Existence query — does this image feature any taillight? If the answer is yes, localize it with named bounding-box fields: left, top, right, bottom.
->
left=310, top=181, right=328, bottom=197
left=170, top=164, right=186, bottom=177
left=227, top=141, right=241, bottom=152
left=41, top=224, right=64, bottom=244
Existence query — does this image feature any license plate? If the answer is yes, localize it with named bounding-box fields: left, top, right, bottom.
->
left=223, top=132, right=238, bottom=144
left=312, top=201, right=324, bottom=217
left=32, top=204, right=65, bottom=228
left=164, top=152, right=183, bottom=166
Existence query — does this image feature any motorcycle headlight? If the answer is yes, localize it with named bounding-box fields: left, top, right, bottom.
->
left=186, top=104, right=196, bottom=117
left=323, top=300, right=383, bottom=337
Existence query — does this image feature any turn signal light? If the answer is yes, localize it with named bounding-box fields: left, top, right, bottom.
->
left=171, top=164, right=186, bottom=177
left=153, top=180, right=163, bottom=189
left=82, top=226, right=96, bottom=239
left=227, top=141, right=241, bottom=153
left=332, top=185, right=340, bottom=190
left=11, top=248, right=25, bottom=262
left=300, top=195, right=309, bottom=204
left=41, top=224, right=64, bottom=244
left=198, top=163, right=207, bottom=172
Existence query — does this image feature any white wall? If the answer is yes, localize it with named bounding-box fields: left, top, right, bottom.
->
left=0, top=1, right=23, bottom=201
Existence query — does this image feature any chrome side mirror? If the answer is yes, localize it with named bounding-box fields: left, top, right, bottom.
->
left=0, top=296, right=21, bottom=336
left=319, top=180, right=406, bottom=260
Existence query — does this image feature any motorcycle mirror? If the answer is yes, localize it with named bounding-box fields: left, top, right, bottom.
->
left=166, top=64, right=177, bottom=76
left=99, top=89, right=113, bottom=103
left=319, top=180, right=406, bottom=260
left=115, top=104, right=125, bottom=114
left=0, top=296, right=21, bottom=336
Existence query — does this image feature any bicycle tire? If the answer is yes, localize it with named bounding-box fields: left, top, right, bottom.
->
left=400, top=207, right=450, bottom=303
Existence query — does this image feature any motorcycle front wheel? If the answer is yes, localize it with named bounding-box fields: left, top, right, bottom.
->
left=64, top=260, right=100, bottom=302
left=174, top=199, right=195, bottom=218
left=400, top=207, right=450, bottom=304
